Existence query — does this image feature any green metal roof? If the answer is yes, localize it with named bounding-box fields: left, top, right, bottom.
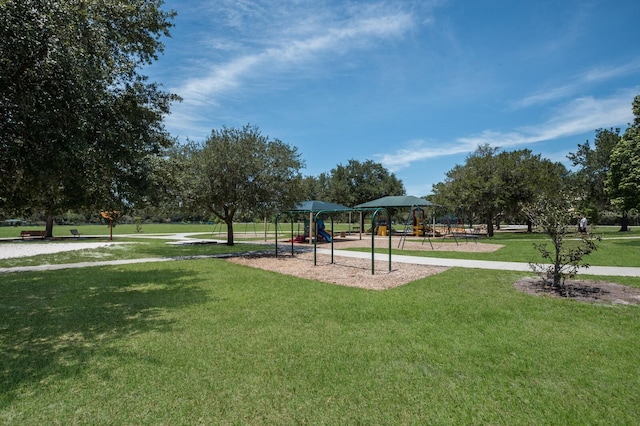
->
left=290, top=200, right=352, bottom=212
left=355, top=195, right=435, bottom=208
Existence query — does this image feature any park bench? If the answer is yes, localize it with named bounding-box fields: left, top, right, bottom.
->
left=449, top=227, right=483, bottom=244
left=20, top=230, right=46, bottom=239
left=70, top=229, right=81, bottom=238
left=450, top=231, right=478, bottom=242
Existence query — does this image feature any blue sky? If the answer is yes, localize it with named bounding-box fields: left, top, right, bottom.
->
left=146, top=0, right=640, bottom=197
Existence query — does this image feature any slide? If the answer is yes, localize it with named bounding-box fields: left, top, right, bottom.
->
left=317, top=228, right=332, bottom=242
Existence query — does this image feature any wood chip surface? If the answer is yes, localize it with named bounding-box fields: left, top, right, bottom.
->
left=227, top=236, right=501, bottom=290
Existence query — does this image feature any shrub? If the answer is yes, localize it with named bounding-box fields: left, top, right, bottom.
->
left=525, top=196, right=600, bottom=289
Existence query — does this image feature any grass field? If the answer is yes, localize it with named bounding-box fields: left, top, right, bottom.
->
left=1, top=224, right=639, bottom=424
left=359, top=227, right=640, bottom=267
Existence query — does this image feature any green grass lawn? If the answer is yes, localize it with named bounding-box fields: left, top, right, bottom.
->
left=1, top=224, right=639, bottom=423
left=0, top=237, right=271, bottom=269
left=1, top=261, right=638, bottom=424
left=355, top=226, right=640, bottom=267
left=0, top=221, right=307, bottom=239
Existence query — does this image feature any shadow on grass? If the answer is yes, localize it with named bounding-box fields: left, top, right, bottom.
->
left=0, top=266, right=209, bottom=403
left=614, top=238, right=640, bottom=248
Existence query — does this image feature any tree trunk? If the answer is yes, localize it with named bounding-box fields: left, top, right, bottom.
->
left=619, top=211, right=629, bottom=232
left=552, top=235, right=562, bottom=288
left=45, top=215, right=54, bottom=238
left=225, top=217, right=234, bottom=245
left=486, top=211, right=494, bottom=237
left=527, top=218, right=533, bottom=233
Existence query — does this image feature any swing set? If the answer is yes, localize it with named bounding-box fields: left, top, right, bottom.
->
left=432, top=206, right=481, bottom=245
left=396, top=205, right=481, bottom=249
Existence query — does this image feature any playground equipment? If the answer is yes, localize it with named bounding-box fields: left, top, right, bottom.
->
left=275, top=203, right=392, bottom=275
left=421, top=206, right=481, bottom=246
left=315, top=217, right=332, bottom=242
left=397, top=205, right=438, bottom=249
left=411, top=207, right=426, bottom=236
left=354, top=196, right=438, bottom=250
left=375, top=218, right=390, bottom=236
left=300, top=217, right=333, bottom=243
left=211, top=220, right=259, bottom=237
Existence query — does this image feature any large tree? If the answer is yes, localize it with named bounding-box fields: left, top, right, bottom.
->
left=432, top=145, right=502, bottom=236
left=606, top=95, right=640, bottom=231
left=181, top=124, right=304, bottom=245
left=498, top=149, right=568, bottom=231
left=327, top=159, right=405, bottom=207
left=300, top=173, right=331, bottom=201
left=431, top=145, right=567, bottom=236
left=567, top=128, right=621, bottom=216
left=0, top=0, right=178, bottom=236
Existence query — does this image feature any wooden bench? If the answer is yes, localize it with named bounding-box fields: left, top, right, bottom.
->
left=70, top=229, right=81, bottom=238
left=20, top=230, right=47, bottom=239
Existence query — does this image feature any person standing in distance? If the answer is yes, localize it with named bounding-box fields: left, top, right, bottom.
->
left=579, top=215, right=588, bottom=233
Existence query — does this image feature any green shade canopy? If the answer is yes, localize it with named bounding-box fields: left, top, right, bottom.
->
left=291, top=200, right=352, bottom=212
left=355, top=195, right=435, bottom=208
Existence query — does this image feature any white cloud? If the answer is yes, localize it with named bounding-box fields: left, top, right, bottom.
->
left=163, top=110, right=213, bottom=140
left=375, top=140, right=477, bottom=172
left=513, top=85, right=577, bottom=109
left=513, top=60, right=640, bottom=108
left=519, top=93, right=634, bottom=141
left=173, top=11, right=414, bottom=106
left=163, top=2, right=421, bottom=139
left=377, top=89, right=636, bottom=172
left=581, top=61, right=640, bottom=83
left=405, top=182, right=438, bottom=198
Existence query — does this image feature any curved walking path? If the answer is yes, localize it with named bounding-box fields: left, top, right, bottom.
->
left=1, top=233, right=639, bottom=277
left=316, top=248, right=640, bottom=277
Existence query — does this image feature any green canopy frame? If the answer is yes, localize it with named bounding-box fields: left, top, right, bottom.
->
left=275, top=203, right=392, bottom=275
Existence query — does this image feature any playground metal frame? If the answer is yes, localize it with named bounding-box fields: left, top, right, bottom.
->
left=275, top=207, right=392, bottom=275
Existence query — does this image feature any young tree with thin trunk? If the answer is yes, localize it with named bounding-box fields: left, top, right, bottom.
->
left=525, top=195, right=600, bottom=289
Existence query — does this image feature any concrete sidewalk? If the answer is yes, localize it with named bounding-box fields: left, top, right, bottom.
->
left=316, top=248, right=640, bottom=277
left=2, top=247, right=640, bottom=277
left=0, top=257, right=173, bottom=274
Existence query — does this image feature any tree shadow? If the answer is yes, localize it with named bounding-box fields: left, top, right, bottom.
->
left=0, top=265, right=210, bottom=403
left=615, top=238, right=640, bottom=248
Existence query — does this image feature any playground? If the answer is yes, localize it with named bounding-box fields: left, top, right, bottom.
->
left=287, top=233, right=501, bottom=253
left=2, top=223, right=639, bottom=302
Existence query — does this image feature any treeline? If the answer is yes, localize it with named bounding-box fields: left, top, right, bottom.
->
left=1, top=2, right=639, bottom=242
left=427, top=95, right=640, bottom=236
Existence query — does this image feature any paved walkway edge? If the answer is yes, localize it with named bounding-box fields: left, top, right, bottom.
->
left=315, top=248, right=640, bottom=277
left=0, top=257, right=173, bottom=274
left=2, top=249, right=640, bottom=277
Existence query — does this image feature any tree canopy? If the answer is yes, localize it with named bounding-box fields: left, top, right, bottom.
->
left=180, top=124, right=304, bottom=245
left=300, top=173, right=331, bottom=202
left=606, top=95, right=640, bottom=230
left=567, top=128, right=620, bottom=218
left=319, top=159, right=405, bottom=207
left=0, top=0, right=178, bottom=235
left=431, top=145, right=567, bottom=236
